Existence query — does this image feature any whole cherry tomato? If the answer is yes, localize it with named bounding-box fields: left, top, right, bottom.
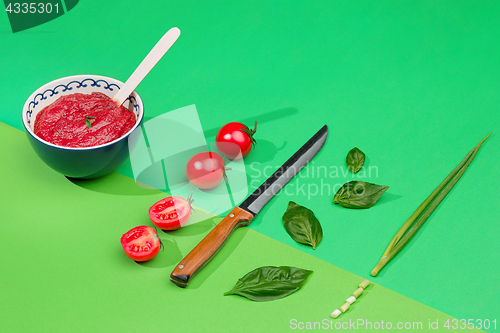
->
left=149, top=194, right=194, bottom=231
left=120, top=226, right=161, bottom=262
left=186, top=151, right=226, bottom=190
left=215, top=121, right=257, bottom=160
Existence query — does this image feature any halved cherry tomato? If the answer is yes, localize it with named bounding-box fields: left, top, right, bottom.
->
left=120, top=226, right=161, bottom=262
left=149, top=195, right=193, bottom=231
left=215, top=121, right=257, bottom=160
left=186, top=151, right=226, bottom=190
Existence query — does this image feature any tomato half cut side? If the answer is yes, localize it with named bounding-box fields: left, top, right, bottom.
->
left=149, top=196, right=193, bottom=231
left=120, top=226, right=161, bottom=262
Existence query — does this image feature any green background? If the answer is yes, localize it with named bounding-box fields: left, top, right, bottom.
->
left=1, top=1, right=499, bottom=332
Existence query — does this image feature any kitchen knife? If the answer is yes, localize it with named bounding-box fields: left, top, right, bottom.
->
left=170, top=125, right=328, bottom=287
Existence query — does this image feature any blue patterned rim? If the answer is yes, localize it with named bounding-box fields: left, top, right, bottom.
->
left=23, top=76, right=144, bottom=151
left=26, top=77, right=140, bottom=125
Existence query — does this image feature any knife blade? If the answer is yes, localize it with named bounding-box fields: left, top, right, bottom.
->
left=170, top=125, right=328, bottom=287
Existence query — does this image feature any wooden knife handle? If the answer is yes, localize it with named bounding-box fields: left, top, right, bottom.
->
left=170, top=207, right=254, bottom=287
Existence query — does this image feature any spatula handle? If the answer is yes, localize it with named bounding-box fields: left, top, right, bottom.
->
left=113, top=27, right=181, bottom=106
left=170, top=207, right=254, bottom=287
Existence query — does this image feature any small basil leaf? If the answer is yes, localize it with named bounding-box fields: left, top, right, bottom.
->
left=85, top=116, right=96, bottom=128
left=346, top=147, right=365, bottom=173
left=224, top=266, right=313, bottom=302
left=333, top=181, right=389, bottom=209
left=282, top=201, right=323, bottom=249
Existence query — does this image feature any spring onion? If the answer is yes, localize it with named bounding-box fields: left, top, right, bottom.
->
left=371, top=133, right=491, bottom=276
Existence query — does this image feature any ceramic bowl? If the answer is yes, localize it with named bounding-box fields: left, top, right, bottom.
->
left=22, top=74, right=144, bottom=179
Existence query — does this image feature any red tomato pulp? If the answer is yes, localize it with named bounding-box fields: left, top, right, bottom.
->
left=186, top=151, right=226, bottom=190
left=34, top=92, right=136, bottom=148
left=120, top=226, right=161, bottom=262
left=149, top=196, right=193, bottom=231
left=215, top=121, right=257, bottom=160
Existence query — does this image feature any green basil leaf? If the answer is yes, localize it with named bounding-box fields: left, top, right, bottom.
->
left=333, top=181, right=389, bottom=209
left=85, top=116, right=96, bottom=128
left=224, top=266, right=313, bottom=302
left=282, top=201, right=323, bottom=249
left=346, top=147, right=365, bottom=173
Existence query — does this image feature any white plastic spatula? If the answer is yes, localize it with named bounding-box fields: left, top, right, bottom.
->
left=112, top=27, right=181, bottom=106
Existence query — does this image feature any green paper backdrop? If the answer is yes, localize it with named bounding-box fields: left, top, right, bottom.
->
left=1, top=1, right=498, bottom=332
